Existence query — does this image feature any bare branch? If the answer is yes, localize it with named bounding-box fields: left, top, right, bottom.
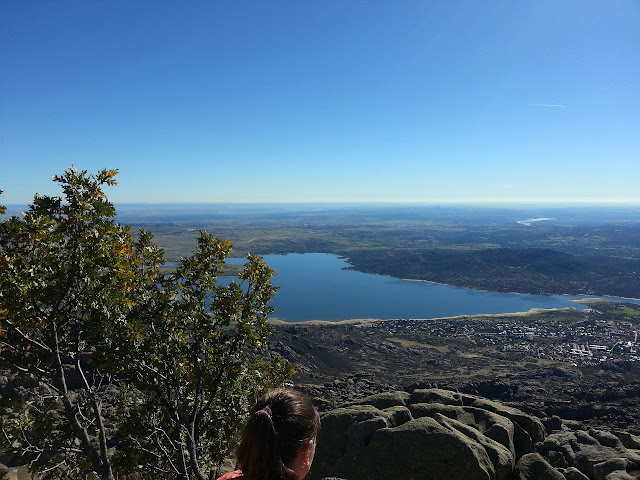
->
left=138, top=360, right=169, bottom=382
left=3, top=321, right=52, bottom=353
left=38, top=460, right=68, bottom=476
left=50, top=318, right=107, bottom=477
left=0, top=357, right=58, bottom=391
left=74, top=356, right=112, bottom=474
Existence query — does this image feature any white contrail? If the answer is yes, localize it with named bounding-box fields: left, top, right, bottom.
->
left=528, top=104, right=566, bottom=108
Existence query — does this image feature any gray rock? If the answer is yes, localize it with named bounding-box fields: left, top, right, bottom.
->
left=604, top=473, right=640, bottom=480
left=561, top=467, right=590, bottom=480
left=346, top=416, right=388, bottom=449
left=0, top=464, right=10, bottom=478
left=513, top=420, right=537, bottom=459
left=613, top=431, right=640, bottom=450
left=590, top=429, right=625, bottom=449
left=310, top=396, right=523, bottom=480
left=540, top=429, right=639, bottom=480
left=309, top=389, right=640, bottom=480
left=546, top=450, right=569, bottom=468
left=513, top=453, right=565, bottom=480
left=333, top=416, right=498, bottom=480
left=349, top=391, right=410, bottom=409
left=311, top=405, right=390, bottom=479
left=382, top=405, right=413, bottom=427
left=471, top=397, right=546, bottom=444
left=563, top=420, right=586, bottom=431
left=433, top=413, right=513, bottom=480
left=408, top=402, right=516, bottom=459
left=543, top=415, right=564, bottom=433
left=572, top=433, right=625, bottom=478
left=592, top=458, right=629, bottom=480
left=409, top=388, right=466, bottom=406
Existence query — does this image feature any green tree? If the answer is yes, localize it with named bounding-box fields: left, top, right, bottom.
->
left=0, top=168, right=293, bottom=479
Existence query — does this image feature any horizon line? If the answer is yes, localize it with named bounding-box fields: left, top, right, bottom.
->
left=4, top=200, right=640, bottom=207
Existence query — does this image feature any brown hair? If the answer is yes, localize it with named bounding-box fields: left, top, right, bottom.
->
left=235, top=388, right=320, bottom=480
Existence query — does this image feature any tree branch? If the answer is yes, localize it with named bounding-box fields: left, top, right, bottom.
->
left=75, top=356, right=112, bottom=475
left=51, top=318, right=112, bottom=480
left=3, top=321, right=52, bottom=353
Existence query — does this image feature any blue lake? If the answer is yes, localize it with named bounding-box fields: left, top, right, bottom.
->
left=226, top=253, right=640, bottom=322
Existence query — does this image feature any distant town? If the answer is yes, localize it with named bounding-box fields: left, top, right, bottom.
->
left=270, top=299, right=640, bottom=434
left=364, top=306, right=639, bottom=367
left=271, top=299, right=639, bottom=387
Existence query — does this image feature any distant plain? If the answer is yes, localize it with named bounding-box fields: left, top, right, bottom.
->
left=106, top=203, right=640, bottom=302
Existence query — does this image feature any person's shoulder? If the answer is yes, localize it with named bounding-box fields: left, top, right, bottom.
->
left=216, top=470, right=244, bottom=480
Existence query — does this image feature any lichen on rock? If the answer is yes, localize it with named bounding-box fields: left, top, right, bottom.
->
left=308, top=389, right=640, bottom=480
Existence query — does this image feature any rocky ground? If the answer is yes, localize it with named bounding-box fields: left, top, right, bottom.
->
left=306, top=388, right=640, bottom=480
left=270, top=307, right=640, bottom=435
left=293, top=365, right=640, bottom=436
left=270, top=305, right=640, bottom=478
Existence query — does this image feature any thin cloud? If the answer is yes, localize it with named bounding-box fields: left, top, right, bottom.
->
left=528, top=104, right=566, bottom=108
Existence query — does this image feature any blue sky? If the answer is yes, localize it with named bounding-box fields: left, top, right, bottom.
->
left=1, top=1, right=639, bottom=204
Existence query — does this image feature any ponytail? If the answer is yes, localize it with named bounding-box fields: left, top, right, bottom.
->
left=236, top=389, right=320, bottom=480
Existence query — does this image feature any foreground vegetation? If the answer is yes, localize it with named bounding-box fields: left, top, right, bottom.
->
left=0, top=169, right=291, bottom=479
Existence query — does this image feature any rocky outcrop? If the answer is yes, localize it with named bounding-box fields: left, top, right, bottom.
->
left=514, top=453, right=565, bottom=480
left=538, top=429, right=640, bottom=480
left=308, top=389, right=640, bottom=480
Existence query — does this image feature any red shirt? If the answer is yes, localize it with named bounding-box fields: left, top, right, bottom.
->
left=216, top=470, right=243, bottom=480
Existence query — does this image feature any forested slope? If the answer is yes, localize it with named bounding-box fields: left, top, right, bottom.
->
left=344, top=247, right=640, bottom=298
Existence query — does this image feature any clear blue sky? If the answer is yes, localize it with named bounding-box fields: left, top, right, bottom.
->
left=1, top=1, right=639, bottom=204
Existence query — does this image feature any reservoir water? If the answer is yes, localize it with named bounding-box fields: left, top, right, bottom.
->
left=226, top=253, right=640, bottom=322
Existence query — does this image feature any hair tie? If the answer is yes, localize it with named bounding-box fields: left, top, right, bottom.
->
left=262, top=406, right=272, bottom=417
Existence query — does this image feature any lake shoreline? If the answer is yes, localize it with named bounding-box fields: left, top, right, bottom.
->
left=268, top=306, right=579, bottom=326
left=244, top=253, right=640, bottom=322
left=392, top=274, right=640, bottom=302
left=338, top=254, right=640, bottom=302
left=199, top=253, right=640, bottom=302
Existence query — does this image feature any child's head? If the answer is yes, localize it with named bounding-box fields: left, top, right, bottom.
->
left=236, top=388, right=320, bottom=480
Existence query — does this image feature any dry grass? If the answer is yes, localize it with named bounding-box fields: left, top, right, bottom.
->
left=385, top=337, right=450, bottom=352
